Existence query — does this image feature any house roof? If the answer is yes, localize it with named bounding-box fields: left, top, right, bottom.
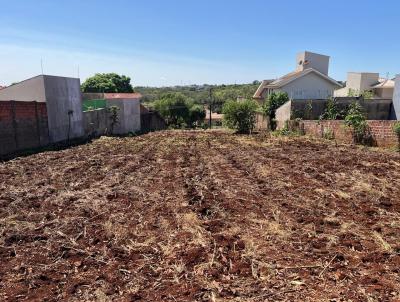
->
left=253, top=69, right=342, bottom=99
left=104, top=93, right=142, bottom=99
left=253, top=79, right=274, bottom=99
left=266, top=68, right=342, bottom=89
left=370, top=78, right=395, bottom=89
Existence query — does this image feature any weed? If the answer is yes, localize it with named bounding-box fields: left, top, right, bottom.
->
left=393, top=122, right=400, bottom=151
left=344, top=102, right=374, bottom=146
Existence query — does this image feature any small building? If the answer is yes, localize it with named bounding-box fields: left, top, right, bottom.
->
left=204, top=109, right=223, bottom=126
left=334, top=72, right=395, bottom=99
left=0, top=75, right=84, bottom=143
left=253, top=51, right=342, bottom=102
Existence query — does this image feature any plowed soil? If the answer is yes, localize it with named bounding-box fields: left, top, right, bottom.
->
left=1, top=131, right=400, bottom=301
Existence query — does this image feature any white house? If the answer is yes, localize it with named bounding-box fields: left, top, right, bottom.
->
left=253, top=51, right=342, bottom=102
left=334, top=72, right=395, bottom=99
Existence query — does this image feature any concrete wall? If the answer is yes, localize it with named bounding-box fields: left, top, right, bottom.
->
left=254, top=113, right=269, bottom=131
left=280, top=72, right=336, bottom=99
left=106, top=99, right=141, bottom=134
left=43, top=76, right=84, bottom=142
left=0, top=76, right=46, bottom=102
left=393, top=75, right=400, bottom=120
left=0, top=101, right=49, bottom=157
left=83, top=108, right=110, bottom=137
left=275, top=98, right=394, bottom=129
left=275, top=100, right=292, bottom=129
left=296, top=51, right=330, bottom=75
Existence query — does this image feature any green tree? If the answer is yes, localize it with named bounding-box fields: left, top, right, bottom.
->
left=154, top=93, right=205, bottom=128
left=222, top=100, right=258, bottom=134
left=189, top=104, right=206, bottom=127
left=82, top=73, right=133, bottom=93
left=263, top=92, right=289, bottom=130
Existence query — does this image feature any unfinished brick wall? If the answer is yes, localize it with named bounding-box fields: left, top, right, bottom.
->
left=297, top=120, right=399, bottom=148
left=0, top=101, right=49, bottom=156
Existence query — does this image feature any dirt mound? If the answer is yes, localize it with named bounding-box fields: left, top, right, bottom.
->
left=0, top=131, right=399, bottom=301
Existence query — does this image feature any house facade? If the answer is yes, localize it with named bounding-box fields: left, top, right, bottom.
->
left=334, top=72, right=395, bottom=99
left=253, top=51, right=342, bottom=102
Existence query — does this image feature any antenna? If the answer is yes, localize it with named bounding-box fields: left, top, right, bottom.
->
left=77, top=65, right=80, bottom=78
left=40, top=58, right=44, bottom=75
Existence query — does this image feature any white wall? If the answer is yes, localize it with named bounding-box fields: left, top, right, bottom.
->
left=107, top=99, right=141, bottom=134
left=280, top=72, right=337, bottom=99
left=393, top=75, right=400, bottom=120
left=0, top=76, right=46, bottom=102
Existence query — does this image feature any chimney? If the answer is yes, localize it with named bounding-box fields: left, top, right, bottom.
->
left=296, top=51, right=330, bottom=75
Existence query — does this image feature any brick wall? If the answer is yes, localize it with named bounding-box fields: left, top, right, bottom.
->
left=296, top=120, right=399, bottom=148
left=0, top=101, right=49, bottom=157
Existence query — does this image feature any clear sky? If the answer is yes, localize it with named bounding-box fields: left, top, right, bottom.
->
left=0, top=0, right=399, bottom=87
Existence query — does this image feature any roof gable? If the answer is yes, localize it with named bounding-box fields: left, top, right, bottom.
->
left=267, top=68, right=342, bottom=88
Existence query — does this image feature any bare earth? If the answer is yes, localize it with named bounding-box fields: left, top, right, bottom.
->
left=1, top=131, right=400, bottom=301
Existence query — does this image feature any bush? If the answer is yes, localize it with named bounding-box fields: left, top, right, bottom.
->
left=263, top=92, right=289, bottom=130
left=319, top=98, right=343, bottom=120
left=344, top=102, right=374, bottom=145
left=393, top=122, right=400, bottom=151
left=222, top=100, right=258, bottom=134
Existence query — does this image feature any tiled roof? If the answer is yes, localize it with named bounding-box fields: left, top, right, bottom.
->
left=104, top=93, right=142, bottom=99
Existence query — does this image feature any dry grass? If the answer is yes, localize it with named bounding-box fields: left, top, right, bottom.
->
left=0, top=130, right=399, bottom=301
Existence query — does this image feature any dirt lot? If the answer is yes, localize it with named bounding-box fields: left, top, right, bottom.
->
left=0, top=131, right=400, bottom=301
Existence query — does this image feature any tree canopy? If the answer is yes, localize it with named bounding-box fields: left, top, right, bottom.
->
left=135, top=82, right=260, bottom=112
left=263, top=92, right=289, bottom=130
left=81, top=73, right=133, bottom=93
left=154, top=92, right=206, bottom=128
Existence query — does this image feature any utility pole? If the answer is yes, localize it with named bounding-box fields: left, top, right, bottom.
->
left=209, top=87, right=213, bottom=129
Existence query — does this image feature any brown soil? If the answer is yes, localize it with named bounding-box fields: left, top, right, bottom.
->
left=1, top=131, right=400, bottom=301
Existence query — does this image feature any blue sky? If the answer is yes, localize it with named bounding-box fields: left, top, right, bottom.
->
left=0, top=0, right=399, bottom=87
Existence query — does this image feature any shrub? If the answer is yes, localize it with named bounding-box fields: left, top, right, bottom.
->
left=344, top=102, right=373, bottom=145
left=393, top=122, right=400, bottom=151
left=319, top=98, right=342, bottom=120
left=222, top=100, right=258, bottom=134
left=263, top=92, right=289, bottom=130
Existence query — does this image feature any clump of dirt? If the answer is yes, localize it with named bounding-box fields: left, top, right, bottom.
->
left=0, top=131, right=399, bottom=301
